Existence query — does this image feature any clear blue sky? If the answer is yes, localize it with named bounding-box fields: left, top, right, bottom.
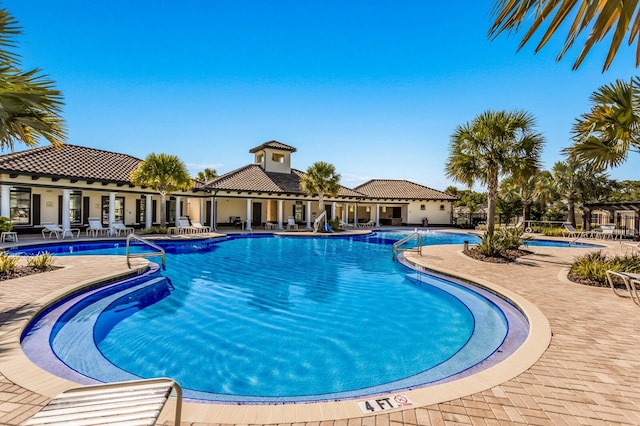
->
left=4, top=1, right=637, bottom=190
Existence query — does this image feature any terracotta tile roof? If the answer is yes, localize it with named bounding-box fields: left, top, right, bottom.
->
left=206, top=165, right=363, bottom=197
left=249, top=140, right=297, bottom=153
left=354, top=179, right=457, bottom=201
left=0, top=144, right=142, bottom=184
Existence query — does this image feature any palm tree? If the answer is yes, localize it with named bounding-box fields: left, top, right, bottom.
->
left=488, top=0, right=640, bottom=71
left=549, top=159, right=612, bottom=227
left=500, top=174, right=543, bottom=223
left=196, top=167, right=217, bottom=181
left=445, top=110, right=544, bottom=236
left=566, top=77, right=640, bottom=169
left=130, top=153, right=192, bottom=227
left=300, top=161, right=341, bottom=213
left=0, top=8, right=66, bottom=150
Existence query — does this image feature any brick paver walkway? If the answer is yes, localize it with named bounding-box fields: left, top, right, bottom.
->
left=1, top=234, right=639, bottom=425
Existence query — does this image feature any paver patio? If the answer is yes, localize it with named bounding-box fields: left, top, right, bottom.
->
left=1, top=232, right=639, bottom=425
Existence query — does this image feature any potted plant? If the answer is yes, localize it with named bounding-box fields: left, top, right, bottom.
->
left=0, top=216, right=14, bottom=241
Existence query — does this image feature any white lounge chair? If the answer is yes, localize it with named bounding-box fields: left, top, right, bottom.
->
left=86, top=217, right=109, bottom=237
left=605, top=270, right=640, bottom=306
left=358, top=219, right=375, bottom=228
left=24, top=378, right=182, bottom=426
left=41, top=222, right=79, bottom=239
left=287, top=216, right=298, bottom=230
left=177, top=216, right=196, bottom=234
left=111, top=221, right=134, bottom=236
left=190, top=220, right=210, bottom=233
left=562, top=223, right=583, bottom=238
left=339, top=220, right=354, bottom=230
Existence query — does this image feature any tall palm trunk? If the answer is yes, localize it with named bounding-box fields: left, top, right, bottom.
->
left=160, top=192, right=167, bottom=227
left=486, top=169, right=499, bottom=235
left=566, top=194, right=576, bottom=227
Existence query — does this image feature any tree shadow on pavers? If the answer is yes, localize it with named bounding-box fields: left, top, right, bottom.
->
left=0, top=303, right=38, bottom=356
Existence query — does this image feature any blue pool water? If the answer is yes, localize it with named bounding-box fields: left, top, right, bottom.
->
left=20, top=232, right=529, bottom=403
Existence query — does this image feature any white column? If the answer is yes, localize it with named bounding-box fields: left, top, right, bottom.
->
left=145, top=194, right=153, bottom=229
left=211, top=197, right=216, bottom=230
left=109, top=192, right=116, bottom=235
left=246, top=198, right=252, bottom=231
left=306, top=201, right=312, bottom=229
left=175, top=196, right=182, bottom=221
left=277, top=200, right=284, bottom=230
left=375, top=203, right=380, bottom=227
left=331, top=202, right=337, bottom=220
left=354, top=203, right=358, bottom=228
left=0, top=185, right=10, bottom=218
left=62, top=189, right=71, bottom=231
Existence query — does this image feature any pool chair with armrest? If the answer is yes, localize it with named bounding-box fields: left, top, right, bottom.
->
left=605, top=270, right=640, bottom=306
left=287, top=216, right=298, bottom=230
left=177, top=216, right=197, bottom=234
left=41, top=222, right=80, bottom=239
left=24, top=378, right=182, bottom=426
left=359, top=219, right=375, bottom=228
left=87, top=217, right=109, bottom=237
left=562, top=223, right=586, bottom=238
left=190, top=220, right=210, bottom=233
left=111, top=221, right=134, bottom=236
left=339, top=220, right=354, bottom=230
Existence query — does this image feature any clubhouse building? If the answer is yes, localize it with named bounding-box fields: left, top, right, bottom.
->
left=0, top=140, right=457, bottom=233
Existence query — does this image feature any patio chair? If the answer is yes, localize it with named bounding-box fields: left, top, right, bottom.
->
left=605, top=270, right=640, bottom=306
left=358, top=219, right=375, bottom=228
left=287, top=216, right=298, bottom=230
left=190, top=220, right=210, bottom=233
left=562, top=223, right=584, bottom=238
left=177, top=216, right=196, bottom=234
left=87, top=217, right=109, bottom=237
left=339, top=220, right=354, bottom=230
left=24, top=378, right=182, bottom=426
left=41, top=222, right=80, bottom=239
left=111, top=221, right=134, bottom=236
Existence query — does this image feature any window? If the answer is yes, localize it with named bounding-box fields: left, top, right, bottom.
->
left=69, top=191, right=82, bottom=224
left=256, top=153, right=264, bottom=164
left=420, top=204, right=426, bottom=210
left=101, top=196, right=125, bottom=224
left=272, top=153, right=285, bottom=163
left=10, top=187, right=31, bottom=225
left=440, top=205, right=445, bottom=211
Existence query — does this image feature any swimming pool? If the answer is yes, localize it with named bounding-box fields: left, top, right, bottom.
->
left=20, top=233, right=529, bottom=403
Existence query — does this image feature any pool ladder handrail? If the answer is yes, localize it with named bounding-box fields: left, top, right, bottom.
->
left=313, top=210, right=327, bottom=234
left=126, top=234, right=166, bottom=270
left=392, top=231, right=422, bottom=260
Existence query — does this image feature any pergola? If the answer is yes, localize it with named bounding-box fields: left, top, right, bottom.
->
left=582, top=201, right=640, bottom=236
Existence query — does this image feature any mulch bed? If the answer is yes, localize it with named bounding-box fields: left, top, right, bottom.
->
left=464, top=247, right=610, bottom=287
left=463, top=247, right=533, bottom=263
left=0, top=266, right=61, bottom=282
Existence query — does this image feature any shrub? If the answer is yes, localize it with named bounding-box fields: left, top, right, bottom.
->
left=541, top=227, right=564, bottom=237
left=474, top=227, right=528, bottom=257
left=140, top=226, right=167, bottom=235
left=0, top=216, right=12, bottom=233
left=27, top=251, right=56, bottom=269
left=0, top=252, right=19, bottom=273
left=570, top=251, right=640, bottom=284
left=328, top=218, right=340, bottom=231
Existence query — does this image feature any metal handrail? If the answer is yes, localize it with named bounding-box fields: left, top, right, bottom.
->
left=313, top=210, right=327, bottom=234
left=392, top=231, right=422, bottom=260
left=126, top=234, right=166, bottom=269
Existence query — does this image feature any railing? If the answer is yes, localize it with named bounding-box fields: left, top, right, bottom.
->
left=126, top=234, right=166, bottom=270
left=313, top=210, right=327, bottom=234
left=392, top=231, right=422, bottom=261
